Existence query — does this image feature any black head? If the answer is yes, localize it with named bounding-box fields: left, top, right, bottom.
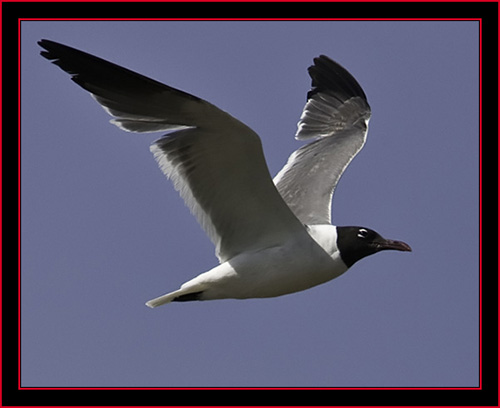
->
left=336, top=226, right=411, bottom=268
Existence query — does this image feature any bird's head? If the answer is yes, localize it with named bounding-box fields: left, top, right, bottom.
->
left=336, top=226, right=411, bottom=268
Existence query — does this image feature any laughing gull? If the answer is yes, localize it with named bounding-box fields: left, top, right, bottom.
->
left=38, top=39, right=411, bottom=308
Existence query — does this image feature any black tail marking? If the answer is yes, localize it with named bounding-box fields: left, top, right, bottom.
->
left=173, top=291, right=204, bottom=302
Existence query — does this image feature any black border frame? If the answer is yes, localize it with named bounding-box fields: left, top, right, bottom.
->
left=6, top=1, right=496, bottom=406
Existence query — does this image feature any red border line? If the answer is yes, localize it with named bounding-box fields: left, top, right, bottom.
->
left=8, top=0, right=500, bottom=2
left=20, top=17, right=481, bottom=21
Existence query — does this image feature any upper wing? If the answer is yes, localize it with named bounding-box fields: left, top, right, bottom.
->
left=274, top=55, right=371, bottom=225
left=39, top=39, right=307, bottom=262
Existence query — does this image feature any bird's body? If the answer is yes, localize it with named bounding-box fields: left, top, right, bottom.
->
left=38, top=40, right=411, bottom=308
left=148, top=225, right=345, bottom=305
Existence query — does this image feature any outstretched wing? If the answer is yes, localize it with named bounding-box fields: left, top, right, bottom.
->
left=274, top=55, right=371, bottom=225
left=39, top=39, right=307, bottom=262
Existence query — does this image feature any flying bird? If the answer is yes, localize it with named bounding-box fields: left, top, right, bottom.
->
left=38, top=39, right=411, bottom=308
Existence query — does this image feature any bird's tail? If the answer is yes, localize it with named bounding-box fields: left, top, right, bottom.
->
left=145, top=289, right=183, bottom=308
left=146, top=287, right=205, bottom=308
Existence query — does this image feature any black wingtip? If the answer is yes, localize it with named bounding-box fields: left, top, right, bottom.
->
left=38, top=39, right=49, bottom=48
left=38, top=39, right=55, bottom=59
left=38, top=39, right=71, bottom=60
left=307, top=55, right=368, bottom=103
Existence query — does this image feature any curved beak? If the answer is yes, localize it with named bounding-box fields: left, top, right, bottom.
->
left=375, top=238, right=412, bottom=252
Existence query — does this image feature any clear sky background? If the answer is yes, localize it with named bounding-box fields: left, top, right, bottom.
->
left=21, top=20, right=479, bottom=387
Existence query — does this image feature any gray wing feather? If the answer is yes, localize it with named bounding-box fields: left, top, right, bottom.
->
left=274, top=56, right=371, bottom=225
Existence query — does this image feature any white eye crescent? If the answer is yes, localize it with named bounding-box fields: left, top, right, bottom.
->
left=357, top=228, right=368, bottom=238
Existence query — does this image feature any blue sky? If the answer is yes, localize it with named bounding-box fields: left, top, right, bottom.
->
left=21, top=20, right=479, bottom=387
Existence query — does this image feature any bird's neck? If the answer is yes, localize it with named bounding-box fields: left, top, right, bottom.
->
left=306, top=224, right=344, bottom=262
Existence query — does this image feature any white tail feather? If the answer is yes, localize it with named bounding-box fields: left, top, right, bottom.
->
left=145, top=290, right=183, bottom=308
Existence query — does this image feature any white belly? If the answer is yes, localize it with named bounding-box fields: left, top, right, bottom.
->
left=182, top=227, right=348, bottom=300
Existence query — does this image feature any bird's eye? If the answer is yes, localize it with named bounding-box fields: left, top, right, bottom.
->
left=357, top=228, right=368, bottom=238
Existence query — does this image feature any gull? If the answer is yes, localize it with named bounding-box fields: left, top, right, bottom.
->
left=38, top=39, right=411, bottom=308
